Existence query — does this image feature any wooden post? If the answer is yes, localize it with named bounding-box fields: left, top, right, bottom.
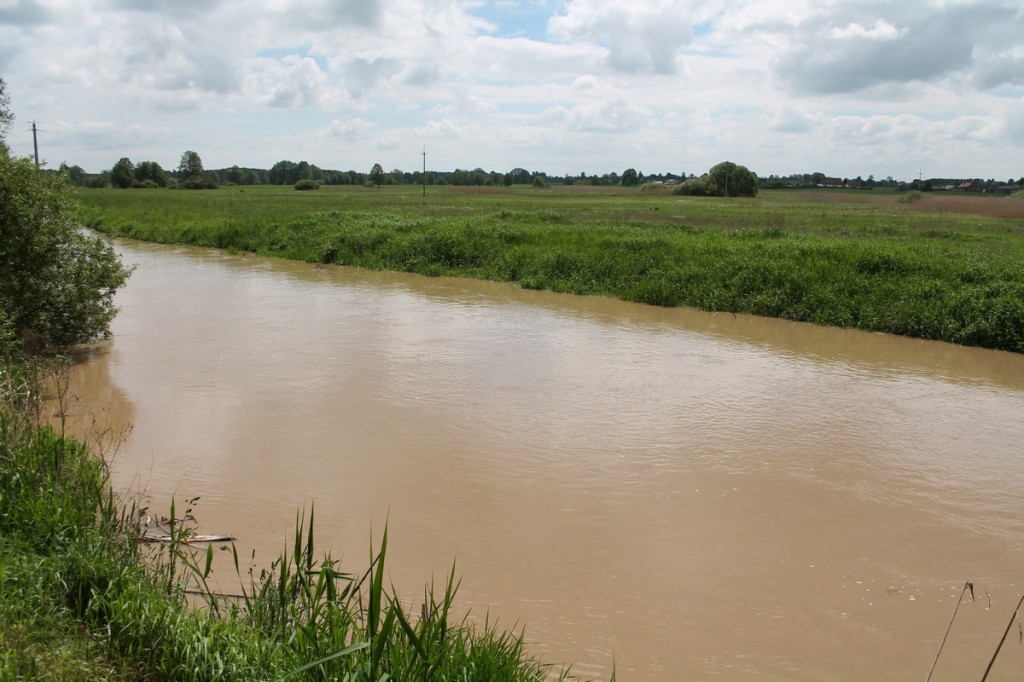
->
left=32, top=120, right=39, bottom=170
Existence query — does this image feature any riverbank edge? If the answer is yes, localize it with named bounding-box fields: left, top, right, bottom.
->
left=83, top=205, right=1024, bottom=354
left=0, top=358, right=574, bottom=681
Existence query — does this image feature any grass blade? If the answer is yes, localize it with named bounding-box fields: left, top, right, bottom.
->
left=980, top=592, right=1024, bottom=681
left=926, top=580, right=974, bottom=682
left=273, top=641, right=370, bottom=681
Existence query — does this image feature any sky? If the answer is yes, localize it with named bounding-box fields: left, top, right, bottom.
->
left=1, top=0, right=1022, bottom=181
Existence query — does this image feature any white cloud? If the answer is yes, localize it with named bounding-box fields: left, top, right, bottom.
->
left=0, top=0, right=50, bottom=24
left=826, top=19, right=907, bottom=41
left=771, top=3, right=1022, bottom=95
left=39, top=120, right=174, bottom=160
left=572, top=75, right=599, bottom=90
left=549, top=0, right=696, bottom=74
left=261, top=57, right=327, bottom=109
left=416, top=118, right=464, bottom=138
left=0, top=0, right=1019, bottom=179
left=1002, top=101, right=1024, bottom=146
left=276, top=0, right=383, bottom=30
left=318, top=118, right=373, bottom=139
left=767, top=107, right=815, bottom=133
left=543, top=100, right=654, bottom=132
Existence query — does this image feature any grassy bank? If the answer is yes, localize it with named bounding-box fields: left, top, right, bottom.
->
left=0, top=357, right=575, bottom=681
left=78, top=185, right=1024, bottom=352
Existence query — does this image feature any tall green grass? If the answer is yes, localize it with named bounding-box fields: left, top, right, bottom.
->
left=0, top=356, right=586, bottom=681
left=79, top=186, right=1024, bottom=352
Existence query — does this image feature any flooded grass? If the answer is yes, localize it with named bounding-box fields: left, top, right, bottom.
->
left=77, top=185, right=1024, bottom=352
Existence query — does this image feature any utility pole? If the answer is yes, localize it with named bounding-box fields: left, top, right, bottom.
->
left=421, top=146, right=427, bottom=197
left=31, top=120, right=39, bottom=170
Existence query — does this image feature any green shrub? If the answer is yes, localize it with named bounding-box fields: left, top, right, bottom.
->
left=0, top=147, right=133, bottom=350
left=175, top=177, right=218, bottom=190
left=294, top=179, right=320, bottom=191
left=673, top=175, right=717, bottom=196
left=639, top=182, right=670, bottom=192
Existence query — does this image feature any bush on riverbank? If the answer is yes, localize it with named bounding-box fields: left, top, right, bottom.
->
left=79, top=186, right=1024, bottom=353
left=0, top=143, right=132, bottom=352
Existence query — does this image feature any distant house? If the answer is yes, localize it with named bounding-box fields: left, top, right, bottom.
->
left=956, top=181, right=978, bottom=192
left=818, top=177, right=844, bottom=188
left=846, top=179, right=863, bottom=189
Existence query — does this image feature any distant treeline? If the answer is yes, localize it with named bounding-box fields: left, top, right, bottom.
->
left=50, top=158, right=1024, bottom=193
left=762, top=173, right=1024, bottom=193
left=54, top=160, right=692, bottom=189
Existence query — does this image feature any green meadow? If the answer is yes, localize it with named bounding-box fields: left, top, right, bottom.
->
left=78, top=184, right=1024, bottom=352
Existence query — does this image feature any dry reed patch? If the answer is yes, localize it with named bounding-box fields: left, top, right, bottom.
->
left=450, top=185, right=517, bottom=196
left=908, top=194, right=1024, bottom=220
left=787, top=190, right=896, bottom=206
left=786, top=189, right=1024, bottom=220
left=554, top=184, right=638, bottom=196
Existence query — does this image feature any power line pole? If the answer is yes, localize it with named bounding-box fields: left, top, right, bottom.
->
left=421, top=146, right=427, bottom=197
left=31, top=120, right=39, bottom=170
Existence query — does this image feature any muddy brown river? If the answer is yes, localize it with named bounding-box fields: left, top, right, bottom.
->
left=62, top=239, right=1024, bottom=680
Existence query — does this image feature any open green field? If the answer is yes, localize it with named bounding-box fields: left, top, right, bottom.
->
left=77, top=184, right=1024, bottom=352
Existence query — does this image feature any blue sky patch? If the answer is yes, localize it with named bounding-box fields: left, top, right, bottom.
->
left=471, top=0, right=563, bottom=40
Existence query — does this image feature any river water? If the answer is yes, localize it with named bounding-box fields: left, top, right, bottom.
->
left=63, top=239, right=1024, bottom=680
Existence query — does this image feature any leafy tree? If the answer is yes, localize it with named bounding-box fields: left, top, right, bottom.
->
left=110, top=157, right=134, bottom=188
left=59, top=162, right=87, bottom=187
left=0, top=77, right=12, bottom=138
left=293, top=179, right=320, bottom=191
left=504, top=168, right=532, bottom=186
left=707, top=161, right=759, bottom=197
left=177, top=150, right=204, bottom=180
left=176, top=150, right=217, bottom=189
left=1, top=143, right=132, bottom=350
left=369, top=163, right=384, bottom=187
left=269, top=160, right=298, bottom=185
left=621, top=168, right=639, bottom=187
left=224, top=165, right=245, bottom=185
left=134, top=160, right=169, bottom=187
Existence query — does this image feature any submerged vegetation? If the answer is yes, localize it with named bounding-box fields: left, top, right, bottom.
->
left=79, top=184, right=1024, bottom=353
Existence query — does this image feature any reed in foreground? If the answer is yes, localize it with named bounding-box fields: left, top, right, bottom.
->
left=0, top=352, right=589, bottom=681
